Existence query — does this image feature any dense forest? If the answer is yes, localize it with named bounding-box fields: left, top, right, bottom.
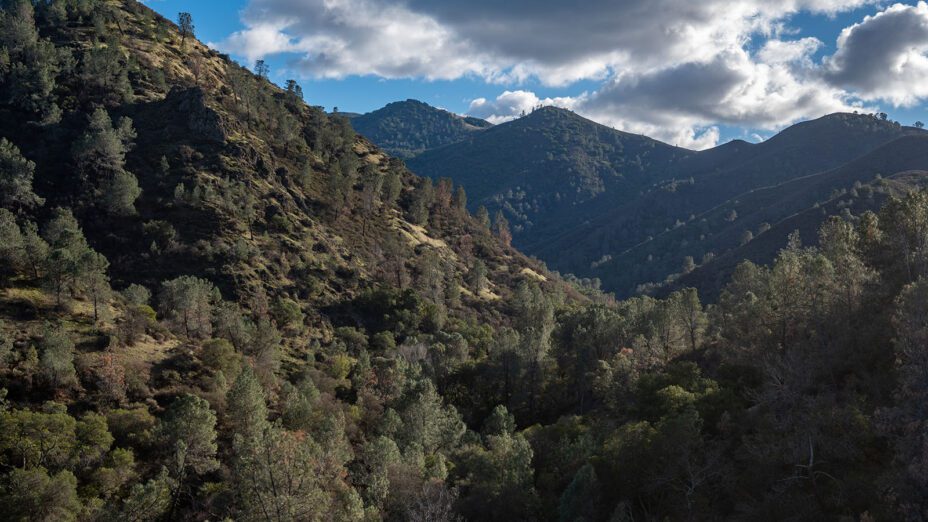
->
left=1, top=1, right=928, bottom=521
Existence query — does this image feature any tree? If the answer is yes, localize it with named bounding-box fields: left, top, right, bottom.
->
left=72, top=108, right=141, bottom=214
left=682, top=256, right=696, bottom=274
left=453, top=185, right=467, bottom=214
left=80, top=250, right=111, bottom=323
left=40, top=322, right=77, bottom=389
left=285, top=79, right=303, bottom=101
left=669, top=288, right=707, bottom=352
left=177, top=12, right=194, bottom=49
left=482, top=405, right=515, bottom=438
left=159, top=394, right=219, bottom=477
left=254, top=59, right=269, bottom=79
left=916, top=121, right=925, bottom=129
left=0, top=467, right=81, bottom=522
left=233, top=422, right=349, bottom=521
left=494, top=210, right=512, bottom=247
left=0, top=0, right=62, bottom=121
left=409, top=178, right=433, bottom=225
left=110, top=468, right=173, bottom=522
left=42, top=208, right=88, bottom=305
left=476, top=205, right=490, bottom=228
left=558, top=463, right=601, bottom=522
left=0, top=208, right=24, bottom=277
left=225, top=365, right=268, bottom=444
left=469, top=260, right=488, bottom=293
left=104, top=169, right=142, bottom=216
left=0, top=138, right=42, bottom=210
left=886, top=276, right=928, bottom=513
left=20, top=220, right=48, bottom=279
left=158, top=276, right=220, bottom=339
left=381, top=170, right=402, bottom=208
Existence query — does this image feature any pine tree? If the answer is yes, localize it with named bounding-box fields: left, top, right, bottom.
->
left=80, top=250, right=111, bottom=323
left=158, top=276, right=220, bottom=339
left=72, top=108, right=141, bottom=214
left=453, top=185, right=468, bottom=214
left=177, top=12, right=194, bottom=49
left=40, top=321, right=77, bottom=389
left=0, top=138, right=43, bottom=210
left=476, top=205, right=490, bottom=228
left=494, top=210, right=512, bottom=247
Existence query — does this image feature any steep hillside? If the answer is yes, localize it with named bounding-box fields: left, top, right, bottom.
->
left=0, top=1, right=594, bottom=519
left=350, top=99, right=492, bottom=158
left=407, top=106, right=690, bottom=246
left=668, top=167, right=928, bottom=299
left=589, top=133, right=928, bottom=296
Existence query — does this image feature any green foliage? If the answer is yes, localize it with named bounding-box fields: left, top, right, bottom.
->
left=0, top=0, right=64, bottom=122
left=39, top=322, right=77, bottom=389
left=72, top=108, right=140, bottom=214
left=0, top=138, right=42, bottom=209
left=158, top=394, right=218, bottom=475
left=351, top=99, right=491, bottom=158
left=158, top=276, right=220, bottom=339
left=0, top=466, right=81, bottom=522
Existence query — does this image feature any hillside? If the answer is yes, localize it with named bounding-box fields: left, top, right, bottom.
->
left=407, top=106, right=690, bottom=246
left=588, top=131, right=928, bottom=296
left=350, top=99, right=492, bottom=158
left=409, top=108, right=927, bottom=297
left=0, top=1, right=594, bottom=519
left=8, top=2, right=928, bottom=521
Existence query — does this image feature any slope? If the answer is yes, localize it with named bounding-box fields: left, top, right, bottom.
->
left=532, top=113, right=926, bottom=295
left=350, top=99, right=492, bottom=158
left=407, top=106, right=691, bottom=247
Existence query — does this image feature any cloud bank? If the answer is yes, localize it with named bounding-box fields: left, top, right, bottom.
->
left=216, top=0, right=928, bottom=149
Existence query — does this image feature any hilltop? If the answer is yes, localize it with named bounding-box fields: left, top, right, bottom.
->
left=407, top=106, right=689, bottom=246
left=350, top=99, right=492, bottom=158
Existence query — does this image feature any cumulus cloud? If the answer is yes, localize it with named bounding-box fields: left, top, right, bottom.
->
left=213, top=0, right=908, bottom=149
left=218, top=0, right=873, bottom=84
left=467, top=91, right=581, bottom=124
left=825, top=1, right=928, bottom=106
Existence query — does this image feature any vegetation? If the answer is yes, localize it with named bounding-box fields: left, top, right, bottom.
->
left=0, top=1, right=927, bottom=521
left=405, top=105, right=928, bottom=298
left=351, top=99, right=492, bottom=158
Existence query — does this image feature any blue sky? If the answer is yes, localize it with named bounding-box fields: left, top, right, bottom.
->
left=146, top=0, right=928, bottom=149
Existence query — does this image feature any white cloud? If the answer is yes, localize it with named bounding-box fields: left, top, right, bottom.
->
left=825, top=1, right=928, bottom=106
left=758, top=37, right=823, bottom=64
left=213, top=0, right=907, bottom=149
left=467, top=91, right=581, bottom=124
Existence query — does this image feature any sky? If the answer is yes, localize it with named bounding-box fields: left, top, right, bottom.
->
left=144, top=0, right=928, bottom=149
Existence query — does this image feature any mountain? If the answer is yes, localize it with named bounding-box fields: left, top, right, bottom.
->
left=408, top=109, right=928, bottom=297
left=407, top=106, right=690, bottom=247
left=350, top=99, right=492, bottom=158
left=7, top=2, right=928, bottom=521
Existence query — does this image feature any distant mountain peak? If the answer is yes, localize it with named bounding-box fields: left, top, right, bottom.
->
left=351, top=99, right=491, bottom=158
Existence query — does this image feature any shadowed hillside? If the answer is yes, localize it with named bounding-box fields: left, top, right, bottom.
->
left=350, top=99, right=492, bottom=158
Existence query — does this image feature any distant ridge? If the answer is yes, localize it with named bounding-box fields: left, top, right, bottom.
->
left=350, top=99, right=492, bottom=158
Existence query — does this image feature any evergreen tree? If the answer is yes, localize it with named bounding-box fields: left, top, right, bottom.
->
left=177, top=12, right=194, bottom=49
left=158, top=394, right=219, bottom=477
left=40, top=321, right=77, bottom=389
left=494, top=210, right=512, bottom=247
left=476, top=205, right=490, bottom=228
left=158, top=276, right=220, bottom=339
left=72, top=108, right=140, bottom=214
left=254, top=59, right=269, bottom=79
left=80, top=250, right=111, bottom=323
left=453, top=185, right=467, bottom=214
left=0, top=138, right=43, bottom=210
